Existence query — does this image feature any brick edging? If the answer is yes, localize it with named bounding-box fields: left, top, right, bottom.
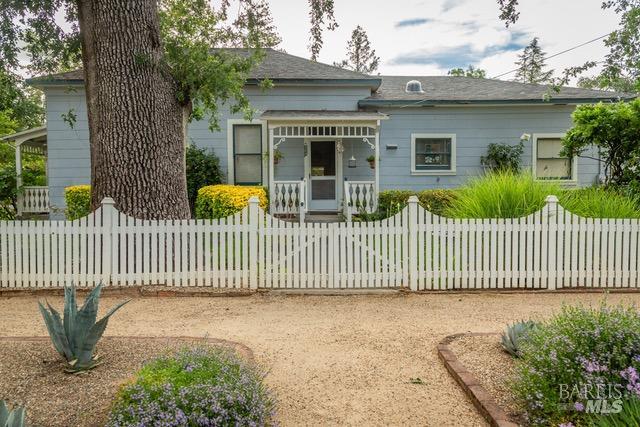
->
left=0, top=335, right=254, bottom=362
left=438, top=333, right=518, bottom=427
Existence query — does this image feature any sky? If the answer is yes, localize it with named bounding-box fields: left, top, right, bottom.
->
left=265, top=0, right=620, bottom=80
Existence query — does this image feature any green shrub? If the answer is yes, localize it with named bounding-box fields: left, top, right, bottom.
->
left=445, top=171, right=560, bottom=218
left=0, top=141, right=46, bottom=219
left=559, top=187, right=640, bottom=218
left=481, top=141, right=524, bottom=172
left=376, top=189, right=457, bottom=218
left=511, top=303, right=640, bottom=426
left=64, top=185, right=91, bottom=220
left=108, top=346, right=276, bottom=426
left=186, top=144, right=224, bottom=216
left=195, top=184, right=268, bottom=219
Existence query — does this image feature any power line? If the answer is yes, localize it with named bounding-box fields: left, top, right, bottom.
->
left=490, top=32, right=612, bottom=79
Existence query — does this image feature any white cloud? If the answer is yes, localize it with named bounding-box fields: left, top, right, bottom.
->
left=266, top=0, right=619, bottom=81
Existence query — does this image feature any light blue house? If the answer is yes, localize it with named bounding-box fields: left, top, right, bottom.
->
left=11, top=49, right=635, bottom=219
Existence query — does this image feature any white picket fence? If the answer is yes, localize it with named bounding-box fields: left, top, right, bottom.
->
left=0, top=195, right=639, bottom=290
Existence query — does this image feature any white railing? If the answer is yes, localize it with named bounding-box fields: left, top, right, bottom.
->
left=343, top=181, right=377, bottom=220
left=17, top=186, right=50, bottom=215
left=1, top=195, right=640, bottom=290
left=271, top=180, right=307, bottom=222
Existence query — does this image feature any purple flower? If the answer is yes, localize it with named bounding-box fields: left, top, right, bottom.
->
left=574, top=402, right=585, bottom=412
left=559, top=423, right=575, bottom=427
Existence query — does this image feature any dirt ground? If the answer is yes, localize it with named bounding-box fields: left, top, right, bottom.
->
left=1, top=291, right=638, bottom=426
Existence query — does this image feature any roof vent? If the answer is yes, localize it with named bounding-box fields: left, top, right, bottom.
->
left=405, top=80, right=424, bottom=93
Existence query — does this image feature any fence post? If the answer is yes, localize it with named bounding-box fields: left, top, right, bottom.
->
left=101, top=197, right=116, bottom=286
left=248, top=196, right=260, bottom=289
left=407, top=196, right=419, bottom=291
left=545, top=195, right=558, bottom=291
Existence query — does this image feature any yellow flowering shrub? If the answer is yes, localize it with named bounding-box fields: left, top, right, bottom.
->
left=195, top=185, right=267, bottom=219
left=65, top=185, right=91, bottom=220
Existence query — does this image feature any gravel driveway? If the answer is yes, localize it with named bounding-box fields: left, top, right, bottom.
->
left=1, top=291, right=638, bottom=426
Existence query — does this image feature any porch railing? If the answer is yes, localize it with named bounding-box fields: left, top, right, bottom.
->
left=271, top=180, right=307, bottom=222
left=17, top=186, right=50, bottom=216
left=343, top=181, right=376, bottom=221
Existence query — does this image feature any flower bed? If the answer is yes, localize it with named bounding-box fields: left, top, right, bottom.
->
left=108, top=346, right=275, bottom=426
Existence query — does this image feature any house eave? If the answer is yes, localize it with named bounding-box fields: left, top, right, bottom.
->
left=358, top=96, right=637, bottom=107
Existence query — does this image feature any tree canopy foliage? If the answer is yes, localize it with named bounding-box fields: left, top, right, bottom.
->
left=333, top=25, right=379, bottom=74
left=498, top=0, right=640, bottom=93
left=562, top=99, right=640, bottom=188
left=448, top=66, right=487, bottom=78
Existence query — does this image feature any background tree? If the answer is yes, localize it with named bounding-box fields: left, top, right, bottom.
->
left=561, top=99, right=640, bottom=188
left=308, top=0, right=338, bottom=61
left=0, top=69, right=46, bottom=219
left=333, top=25, right=380, bottom=74
left=514, top=38, right=554, bottom=84
left=448, top=65, right=487, bottom=78
left=498, top=0, right=640, bottom=93
left=0, top=70, right=44, bottom=133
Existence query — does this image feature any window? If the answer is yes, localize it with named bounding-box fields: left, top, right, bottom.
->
left=411, top=134, right=456, bottom=175
left=233, top=124, right=262, bottom=185
left=534, top=134, right=575, bottom=181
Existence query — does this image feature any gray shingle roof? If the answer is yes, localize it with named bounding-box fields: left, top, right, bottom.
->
left=28, top=49, right=380, bottom=85
left=361, top=76, right=636, bottom=105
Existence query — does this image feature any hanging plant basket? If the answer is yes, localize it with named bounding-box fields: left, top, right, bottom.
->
left=367, top=155, right=376, bottom=169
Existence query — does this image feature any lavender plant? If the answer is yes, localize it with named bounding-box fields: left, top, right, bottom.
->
left=108, top=346, right=276, bottom=426
left=511, top=303, right=640, bottom=426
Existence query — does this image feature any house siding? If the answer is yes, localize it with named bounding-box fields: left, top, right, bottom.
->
left=376, top=105, right=600, bottom=191
left=45, top=85, right=371, bottom=217
left=45, top=86, right=600, bottom=218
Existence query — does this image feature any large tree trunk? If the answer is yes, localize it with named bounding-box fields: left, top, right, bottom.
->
left=77, top=0, right=190, bottom=219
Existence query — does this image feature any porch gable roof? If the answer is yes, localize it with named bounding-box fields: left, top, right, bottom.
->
left=260, top=110, right=388, bottom=122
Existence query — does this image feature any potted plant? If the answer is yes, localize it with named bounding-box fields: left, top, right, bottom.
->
left=265, top=149, right=284, bottom=165
left=273, top=149, right=284, bottom=165
left=366, top=155, right=376, bottom=169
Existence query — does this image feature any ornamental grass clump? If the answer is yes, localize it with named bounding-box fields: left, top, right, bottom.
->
left=559, top=187, right=640, bottom=219
left=445, top=171, right=560, bottom=218
left=511, top=303, right=640, bottom=426
left=108, top=346, right=276, bottom=426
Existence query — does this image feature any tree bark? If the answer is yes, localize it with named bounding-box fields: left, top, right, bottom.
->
left=77, top=0, right=190, bottom=219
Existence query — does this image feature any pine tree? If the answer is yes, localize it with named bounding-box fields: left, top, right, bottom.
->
left=514, top=38, right=554, bottom=84
left=334, top=26, right=380, bottom=74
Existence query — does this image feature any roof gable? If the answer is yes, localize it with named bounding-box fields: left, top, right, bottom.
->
left=28, top=48, right=381, bottom=87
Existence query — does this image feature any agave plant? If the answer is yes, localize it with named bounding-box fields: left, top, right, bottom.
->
left=501, top=320, right=537, bottom=358
left=0, top=401, right=25, bottom=427
left=39, top=283, right=129, bottom=373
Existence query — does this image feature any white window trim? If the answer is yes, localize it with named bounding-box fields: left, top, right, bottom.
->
left=410, top=133, right=457, bottom=176
left=532, top=133, right=578, bottom=184
left=226, top=119, right=268, bottom=185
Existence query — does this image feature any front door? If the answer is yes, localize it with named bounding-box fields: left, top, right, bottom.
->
left=308, top=140, right=338, bottom=211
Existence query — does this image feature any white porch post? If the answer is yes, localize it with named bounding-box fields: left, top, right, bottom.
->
left=268, top=127, right=274, bottom=212
left=14, top=139, right=23, bottom=217
left=374, top=120, right=380, bottom=212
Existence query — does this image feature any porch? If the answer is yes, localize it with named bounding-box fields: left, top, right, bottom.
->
left=1, top=126, right=50, bottom=218
left=264, top=111, right=387, bottom=222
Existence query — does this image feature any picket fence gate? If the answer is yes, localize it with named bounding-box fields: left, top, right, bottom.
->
left=1, top=196, right=639, bottom=290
